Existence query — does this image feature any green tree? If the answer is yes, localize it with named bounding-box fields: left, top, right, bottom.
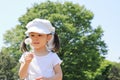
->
left=94, top=60, right=112, bottom=80
left=107, top=62, right=120, bottom=80
left=2, top=1, right=108, bottom=80
left=0, top=47, right=18, bottom=80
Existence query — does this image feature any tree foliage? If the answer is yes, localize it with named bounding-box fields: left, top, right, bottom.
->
left=94, top=60, right=112, bottom=80
left=0, top=48, right=18, bottom=80
left=107, top=62, right=120, bottom=80
left=1, top=1, right=109, bottom=80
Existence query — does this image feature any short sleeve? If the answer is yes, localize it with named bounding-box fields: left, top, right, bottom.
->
left=19, top=52, right=27, bottom=63
left=52, top=53, right=62, bottom=66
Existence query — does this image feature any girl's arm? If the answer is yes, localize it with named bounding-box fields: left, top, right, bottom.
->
left=49, top=63, right=63, bottom=80
left=19, top=62, right=30, bottom=79
left=36, top=64, right=62, bottom=80
left=19, top=53, right=33, bottom=79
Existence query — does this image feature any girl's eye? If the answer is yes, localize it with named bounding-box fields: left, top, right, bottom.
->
left=38, top=34, right=42, bottom=37
left=31, top=35, right=35, bottom=37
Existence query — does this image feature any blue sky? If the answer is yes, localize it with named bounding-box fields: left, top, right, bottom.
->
left=0, top=0, right=120, bottom=62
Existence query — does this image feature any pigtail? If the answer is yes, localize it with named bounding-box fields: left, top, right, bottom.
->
left=50, top=23, right=60, bottom=52
left=20, top=36, right=29, bottom=52
left=53, top=33, right=60, bottom=52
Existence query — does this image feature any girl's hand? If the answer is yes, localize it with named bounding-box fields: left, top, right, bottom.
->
left=24, top=53, right=34, bottom=64
left=35, top=76, right=49, bottom=80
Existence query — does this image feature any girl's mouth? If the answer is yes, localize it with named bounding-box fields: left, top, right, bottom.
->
left=33, top=42, right=40, bottom=44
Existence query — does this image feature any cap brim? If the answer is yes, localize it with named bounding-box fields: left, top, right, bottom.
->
left=25, top=26, right=49, bottom=34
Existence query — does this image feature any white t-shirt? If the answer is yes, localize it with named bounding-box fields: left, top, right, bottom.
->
left=19, top=51, right=62, bottom=80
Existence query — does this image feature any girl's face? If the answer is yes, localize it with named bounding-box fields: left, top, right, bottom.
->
left=29, top=32, right=51, bottom=49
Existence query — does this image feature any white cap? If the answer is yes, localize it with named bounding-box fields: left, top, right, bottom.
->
left=25, top=18, right=55, bottom=35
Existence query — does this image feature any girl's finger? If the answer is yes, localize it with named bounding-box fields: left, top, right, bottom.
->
left=35, top=76, right=43, bottom=80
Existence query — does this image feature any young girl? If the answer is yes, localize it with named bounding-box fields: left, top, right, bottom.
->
left=19, top=18, right=63, bottom=80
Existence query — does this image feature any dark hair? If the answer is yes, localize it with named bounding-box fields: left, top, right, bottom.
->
left=20, top=36, right=29, bottom=52
left=53, top=33, right=60, bottom=52
left=51, top=23, right=60, bottom=52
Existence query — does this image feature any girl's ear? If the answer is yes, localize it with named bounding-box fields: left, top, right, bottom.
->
left=47, top=35, right=52, bottom=41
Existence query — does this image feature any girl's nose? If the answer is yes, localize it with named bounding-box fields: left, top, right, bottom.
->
left=33, top=36, right=40, bottom=40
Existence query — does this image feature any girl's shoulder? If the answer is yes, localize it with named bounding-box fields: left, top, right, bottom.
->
left=49, top=51, right=57, bottom=56
left=48, top=51, right=60, bottom=59
left=49, top=52, right=62, bottom=65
